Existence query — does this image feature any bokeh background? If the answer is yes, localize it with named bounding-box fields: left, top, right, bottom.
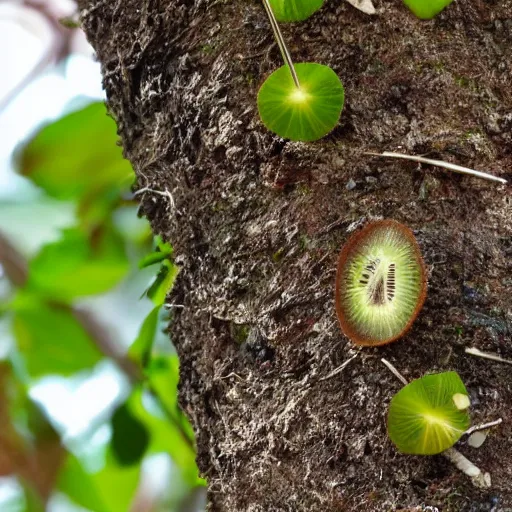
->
left=0, top=1, right=204, bottom=510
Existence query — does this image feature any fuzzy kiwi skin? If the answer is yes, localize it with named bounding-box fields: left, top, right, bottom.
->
left=335, top=220, right=427, bottom=346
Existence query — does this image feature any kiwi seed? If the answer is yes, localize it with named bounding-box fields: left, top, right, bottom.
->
left=335, top=220, right=427, bottom=346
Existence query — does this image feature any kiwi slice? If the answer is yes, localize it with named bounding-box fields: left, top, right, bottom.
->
left=335, top=220, right=427, bottom=346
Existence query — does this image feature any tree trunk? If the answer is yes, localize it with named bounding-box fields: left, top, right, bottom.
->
left=79, top=1, right=512, bottom=509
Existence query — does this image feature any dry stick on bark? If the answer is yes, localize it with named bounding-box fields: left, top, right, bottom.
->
left=380, top=358, right=492, bottom=488
left=365, top=151, right=508, bottom=184
left=464, top=418, right=503, bottom=437
left=465, top=347, right=512, bottom=365
left=319, top=352, right=358, bottom=382
left=380, top=358, right=408, bottom=385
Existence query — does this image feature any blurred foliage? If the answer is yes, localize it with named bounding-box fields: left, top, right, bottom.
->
left=0, top=101, right=204, bottom=511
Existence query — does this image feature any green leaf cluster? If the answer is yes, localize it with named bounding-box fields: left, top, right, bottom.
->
left=1, top=101, right=202, bottom=511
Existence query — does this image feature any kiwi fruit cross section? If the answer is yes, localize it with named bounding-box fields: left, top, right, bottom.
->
left=335, top=220, right=427, bottom=346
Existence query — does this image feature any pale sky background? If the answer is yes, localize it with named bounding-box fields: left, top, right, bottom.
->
left=0, top=2, right=165, bottom=509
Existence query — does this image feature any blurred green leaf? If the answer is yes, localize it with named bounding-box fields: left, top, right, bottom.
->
left=20, top=481, right=45, bottom=512
left=138, top=236, right=173, bottom=269
left=145, top=259, right=179, bottom=306
left=27, top=225, right=129, bottom=302
left=12, top=296, right=102, bottom=378
left=113, top=205, right=152, bottom=246
left=58, top=451, right=140, bottom=512
left=94, top=450, right=141, bottom=512
left=57, top=456, right=107, bottom=511
left=147, top=356, right=180, bottom=420
left=77, top=185, right=124, bottom=231
left=128, top=306, right=161, bottom=368
left=147, top=355, right=196, bottom=445
left=138, top=251, right=171, bottom=269
left=129, top=387, right=201, bottom=486
left=111, top=401, right=150, bottom=466
left=16, top=102, right=134, bottom=201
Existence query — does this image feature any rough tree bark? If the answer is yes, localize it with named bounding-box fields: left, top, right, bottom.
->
left=79, top=1, right=512, bottom=510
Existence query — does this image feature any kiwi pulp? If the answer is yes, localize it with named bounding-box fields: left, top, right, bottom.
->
left=335, top=220, right=427, bottom=346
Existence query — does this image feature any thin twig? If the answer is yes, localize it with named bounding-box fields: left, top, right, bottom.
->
left=0, top=0, right=75, bottom=113
left=464, top=418, right=502, bottom=437
left=260, top=0, right=300, bottom=89
left=365, top=151, right=507, bottom=184
left=443, top=448, right=491, bottom=488
left=0, top=233, right=29, bottom=286
left=380, top=358, right=408, bottom=386
left=319, top=353, right=358, bottom=382
left=465, top=347, right=512, bottom=365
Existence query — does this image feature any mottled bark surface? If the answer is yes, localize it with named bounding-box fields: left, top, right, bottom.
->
left=79, top=0, right=512, bottom=510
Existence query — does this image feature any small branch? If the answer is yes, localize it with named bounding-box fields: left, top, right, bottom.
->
left=443, top=448, right=491, bottom=488
left=464, top=418, right=502, bottom=437
left=0, top=233, right=29, bottom=287
left=380, top=358, right=408, bottom=386
left=465, top=347, right=512, bottom=365
left=365, top=151, right=507, bottom=184
left=0, top=1, right=75, bottom=113
left=319, top=353, right=358, bottom=382
left=261, top=0, right=301, bottom=89
left=71, top=307, right=141, bottom=382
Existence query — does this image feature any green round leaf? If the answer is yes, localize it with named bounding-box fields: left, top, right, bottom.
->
left=403, top=0, right=454, bottom=19
left=387, top=371, right=470, bottom=455
left=268, top=0, right=324, bottom=22
left=257, top=63, right=344, bottom=142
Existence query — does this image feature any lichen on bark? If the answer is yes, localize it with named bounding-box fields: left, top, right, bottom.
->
left=79, top=0, right=512, bottom=509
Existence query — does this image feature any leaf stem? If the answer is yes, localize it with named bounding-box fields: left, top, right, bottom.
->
left=464, top=418, right=502, bottom=437
left=261, top=0, right=301, bottom=89
left=443, top=448, right=491, bottom=488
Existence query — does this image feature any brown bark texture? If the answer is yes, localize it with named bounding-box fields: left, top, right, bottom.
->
left=79, top=0, right=512, bottom=510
